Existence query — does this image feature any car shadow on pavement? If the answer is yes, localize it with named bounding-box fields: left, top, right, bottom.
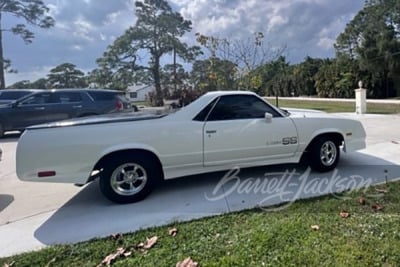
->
left=34, top=151, right=400, bottom=246
left=0, top=194, right=14, bottom=212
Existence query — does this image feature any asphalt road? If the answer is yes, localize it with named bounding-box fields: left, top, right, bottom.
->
left=0, top=113, right=400, bottom=257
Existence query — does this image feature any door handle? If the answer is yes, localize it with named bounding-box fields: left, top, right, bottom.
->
left=206, top=130, right=217, bottom=134
left=73, top=105, right=82, bottom=108
left=34, top=107, right=45, bottom=110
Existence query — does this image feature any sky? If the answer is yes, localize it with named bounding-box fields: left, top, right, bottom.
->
left=3, top=0, right=365, bottom=86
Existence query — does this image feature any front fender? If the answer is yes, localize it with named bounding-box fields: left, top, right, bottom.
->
left=294, top=116, right=366, bottom=154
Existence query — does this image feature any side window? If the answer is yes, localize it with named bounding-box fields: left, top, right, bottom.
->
left=193, top=98, right=219, bottom=121
left=20, top=93, right=53, bottom=105
left=55, top=92, right=82, bottom=103
left=207, top=95, right=281, bottom=121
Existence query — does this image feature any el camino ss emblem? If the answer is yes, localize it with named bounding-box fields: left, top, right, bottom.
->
left=282, top=137, right=298, bottom=145
left=266, top=137, right=298, bottom=146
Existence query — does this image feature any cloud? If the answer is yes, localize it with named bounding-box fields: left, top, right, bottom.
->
left=4, top=0, right=139, bottom=85
left=172, top=0, right=364, bottom=61
left=6, top=65, right=54, bottom=84
left=4, top=0, right=365, bottom=85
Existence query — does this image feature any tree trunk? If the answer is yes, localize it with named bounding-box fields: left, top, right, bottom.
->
left=153, top=56, right=164, bottom=106
left=0, top=12, right=5, bottom=89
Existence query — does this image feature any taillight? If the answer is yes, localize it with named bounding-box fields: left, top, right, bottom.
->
left=116, top=100, right=123, bottom=111
left=38, top=171, right=56, bottom=178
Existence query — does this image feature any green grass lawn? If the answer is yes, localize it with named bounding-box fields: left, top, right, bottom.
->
left=1, top=181, right=400, bottom=267
left=265, top=98, right=400, bottom=114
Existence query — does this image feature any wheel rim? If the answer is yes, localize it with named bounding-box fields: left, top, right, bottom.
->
left=320, top=141, right=337, bottom=167
left=110, top=163, right=148, bottom=196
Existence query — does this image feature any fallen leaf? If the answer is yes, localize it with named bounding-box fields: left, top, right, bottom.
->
left=46, top=257, right=56, bottom=266
left=215, top=233, right=221, bottom=238
left=340, top=211, right=350, bottom=218
left=359, top=197, right=366, bottom=205
left=176, top=257, right=199, bottom=267
left=375, top=188, right=388, bottom=194
left=169, top=228, right=178, bottom=237
left=123, top=251, right=132, bottom=257
left=372, top=204, right=384, bottom=212
left=138, top=236, right=158, bottom=250
left=311, top=225, right=320, bottom=231
left=97, top=247, right=125, bottom=267
left=144, top=236, right=158, bottom=249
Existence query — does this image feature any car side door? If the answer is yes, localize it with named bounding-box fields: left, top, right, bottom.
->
left=202, top=95, right=299, bottom=167
left=46, top=91, right=84, bottom=121
left=11, top=92, right=53, bottom=129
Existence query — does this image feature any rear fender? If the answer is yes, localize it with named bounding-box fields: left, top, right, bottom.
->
left=100, top=143, right=160, bottom=159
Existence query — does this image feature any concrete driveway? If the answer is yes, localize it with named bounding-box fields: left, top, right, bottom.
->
left=1, top=113, right=400, bottom=257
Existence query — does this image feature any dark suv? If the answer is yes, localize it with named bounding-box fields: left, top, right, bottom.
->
left=0, top=89, right=136, bottom=137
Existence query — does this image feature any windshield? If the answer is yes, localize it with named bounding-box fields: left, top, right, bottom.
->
left=0, top=91, right=31, bottom=100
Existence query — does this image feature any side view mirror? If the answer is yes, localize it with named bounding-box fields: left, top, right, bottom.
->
left=265, top=112, right=273, bottom=123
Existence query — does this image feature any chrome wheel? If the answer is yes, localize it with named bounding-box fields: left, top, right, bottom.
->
left=110, top=163, right=148, bottom=196
left=320, top=140, right=337, bottom=167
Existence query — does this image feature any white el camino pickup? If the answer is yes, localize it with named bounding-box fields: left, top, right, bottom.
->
left=16, top=91, right=366, bottom=203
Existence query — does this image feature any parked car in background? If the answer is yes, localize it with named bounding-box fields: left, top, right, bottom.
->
left=0, top=89, right=43, bottom=104
left=0, top=89, right=137, bottom=138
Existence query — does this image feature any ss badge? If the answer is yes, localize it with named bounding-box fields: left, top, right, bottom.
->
left=282, top=137, right=298, bottom=145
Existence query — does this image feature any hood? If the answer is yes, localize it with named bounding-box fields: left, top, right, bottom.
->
left=279, top=107, right=345, bottom=119
left=279, top=107, right=328, bottom=118
left=27, top=111, right=167, bottom=130
left=283, top=107, right=325, bottom=114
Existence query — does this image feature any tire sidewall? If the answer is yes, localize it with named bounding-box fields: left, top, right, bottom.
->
left=309, top=137, right=340, bottom=172
left=99, top=156, right=158, bottom=203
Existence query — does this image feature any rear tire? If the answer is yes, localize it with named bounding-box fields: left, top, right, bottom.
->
left=309, top=137, right=340, bottom=172
left=99, top=154, right=159, bottom=203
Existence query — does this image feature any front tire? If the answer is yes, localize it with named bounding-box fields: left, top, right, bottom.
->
left=0, top=123, right=4, bottom=138
left=309, top=137, right=340, bottom=172
left=99, top=155, right=158, bottom=203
